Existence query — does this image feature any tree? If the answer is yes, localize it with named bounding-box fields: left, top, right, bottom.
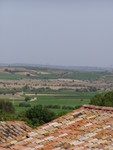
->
left=0, top=100, right=15, bottom=113
left=90, top=93, right=103, bottom=106
left=25, top=105, right=56, bottom=127
left=90, top=91, right=113, bottom=107
left=25, top=97, right=31, bottom=102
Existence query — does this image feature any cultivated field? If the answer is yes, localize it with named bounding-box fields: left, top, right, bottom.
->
left=0, top=66, right=113, bottom=114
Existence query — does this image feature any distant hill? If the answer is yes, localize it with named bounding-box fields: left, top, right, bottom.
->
left=0, top=63, right=111, bottom=72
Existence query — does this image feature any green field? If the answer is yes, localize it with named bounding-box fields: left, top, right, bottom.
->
left=14, top=97, right=90, bottom=114
left=0, top=73, right=26, bottom=80
left=0, top=70, right=107, bottom=80
left=11, top=91, right=95, bottom=114
left=0, top=89, right=96, bottom=114
left=62, top=72, right=104, bottom=81
left=0, top=66, right=106, bottom=116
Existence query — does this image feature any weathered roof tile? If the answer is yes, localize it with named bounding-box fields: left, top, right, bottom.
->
left=0, top=105, right=113, bottom=149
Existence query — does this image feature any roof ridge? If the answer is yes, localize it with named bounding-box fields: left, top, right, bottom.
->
left=4, top=121, right=24, bottom=123
left=82, top=104, right=113, bottom=111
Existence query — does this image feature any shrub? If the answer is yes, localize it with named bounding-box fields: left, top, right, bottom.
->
left=90, top=91, right=113, bottom=107
left=44, top=105, right=60, bottom=109
left=62, top=106, right=74, bottom=110
left=0, top=100, right=15, bottom=114
left=19, top=103, right=31, bottom=107
left=25, top=105, right=56, bottom=127
left=25, top=97, right=31, bottom=102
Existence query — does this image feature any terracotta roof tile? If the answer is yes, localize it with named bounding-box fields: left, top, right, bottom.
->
left=0, top=121, right=31, bottom=147
left=0, top=105, right=113, bottom=149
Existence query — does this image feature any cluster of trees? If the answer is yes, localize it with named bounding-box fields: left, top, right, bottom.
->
left=0, top=102, right=56, bottom=128
left=18, top=103, right=80, bottom=110
left=0, top=88, right=21, bottom=95
left=25, top=105, right=56, bottom=127
left=75, top=86, right=97, bottom=92
left=62, top=105, right=81, bottom=110
left=35, top=104, right=81, bottom=110
left=44, top=105, right=60, bottom=109
left=0, top=100, right=16, bottom=121
left=88, top=86, right=97, bottom=92
left=0, top=100, right=15, bottom=113
left=0, top=87, right=64, bottom=96
left=62, top=106, right=75, bottom=110
left=22, top=86, right=55, bottom=94
left=90, top=91, right=113, bottom=107
left=19, top=103, right=31, bottom=107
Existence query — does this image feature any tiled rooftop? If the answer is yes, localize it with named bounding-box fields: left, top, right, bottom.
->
left=0, top=121, right=32, bottom=148
left=1, top=105, right=113, bottom=150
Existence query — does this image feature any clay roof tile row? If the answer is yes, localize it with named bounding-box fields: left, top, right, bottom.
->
left=0, top=105, right=113, bottom=149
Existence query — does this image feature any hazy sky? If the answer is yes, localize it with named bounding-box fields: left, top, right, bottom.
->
left=0, top=0, right=113, bottom=67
